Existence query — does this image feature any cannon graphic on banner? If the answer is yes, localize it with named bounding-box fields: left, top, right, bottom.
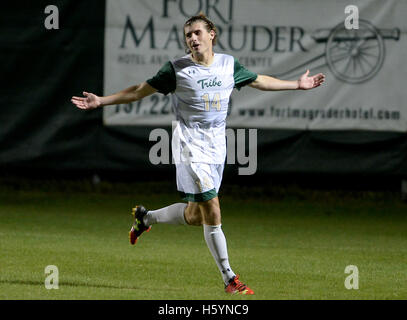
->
left=275, top=20, right=400, bottom=84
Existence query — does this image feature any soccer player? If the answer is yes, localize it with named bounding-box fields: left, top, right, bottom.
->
left=71, top=14, right=325, bottom=295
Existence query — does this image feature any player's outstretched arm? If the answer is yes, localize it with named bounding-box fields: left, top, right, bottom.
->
left=249, top=70, right=325, bottom=91
left=71, top=82, right=157, bottom=110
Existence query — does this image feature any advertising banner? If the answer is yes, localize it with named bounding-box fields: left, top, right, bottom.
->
left=104, top=0, right=405, bottom=131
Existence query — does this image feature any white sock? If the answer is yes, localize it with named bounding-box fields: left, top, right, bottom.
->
left=203, top=224, right=236, bottom=285
left=143, top=203, right=187, bottom=226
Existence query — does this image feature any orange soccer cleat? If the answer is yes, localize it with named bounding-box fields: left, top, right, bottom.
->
left=129, top=205, right=151, bottom=245
left=225, top=275, right=254, bottom=295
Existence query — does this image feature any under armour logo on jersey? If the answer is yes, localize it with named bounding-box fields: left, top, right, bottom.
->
left=188, top=69, right=196, bottom=75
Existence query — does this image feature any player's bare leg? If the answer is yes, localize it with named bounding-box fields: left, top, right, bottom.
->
left=184, top=202, right=203, bottom=225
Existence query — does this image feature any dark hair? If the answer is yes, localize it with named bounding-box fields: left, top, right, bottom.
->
left=183, top=13, right=218, bottom=53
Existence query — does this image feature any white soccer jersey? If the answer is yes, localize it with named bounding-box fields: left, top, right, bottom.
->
left=147, top=53, right=257, bottom=165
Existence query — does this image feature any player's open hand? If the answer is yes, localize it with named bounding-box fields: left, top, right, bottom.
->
left=71, top=92, right=101, bottom=109
left=298, top=70, right=325, bottom=90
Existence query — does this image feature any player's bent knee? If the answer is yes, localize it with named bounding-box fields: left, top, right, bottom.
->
left=185, top=213, right=203, bottom=226
left=184, top=202, right=203, bottom=226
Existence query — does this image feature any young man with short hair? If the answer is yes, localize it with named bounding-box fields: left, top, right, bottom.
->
left=71, top=14, right=325, bottom=295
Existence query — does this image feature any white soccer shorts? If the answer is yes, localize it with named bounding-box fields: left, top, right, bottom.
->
left=176, top=162, right=224, bottom=202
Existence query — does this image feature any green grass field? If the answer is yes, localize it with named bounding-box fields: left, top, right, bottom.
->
left=1, top=181, right=406, bottom=300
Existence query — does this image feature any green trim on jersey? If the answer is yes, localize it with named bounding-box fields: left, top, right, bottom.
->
left=179, top=188, right=218, bottom=202
left=233, top=58, right=258, bottom=90
left=147, top=57, right=257, bottom=95
left=146, top=61, right=176, bottom=95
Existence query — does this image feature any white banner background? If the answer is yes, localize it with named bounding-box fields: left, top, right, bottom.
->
left=104, top=0, right=406, bottom=131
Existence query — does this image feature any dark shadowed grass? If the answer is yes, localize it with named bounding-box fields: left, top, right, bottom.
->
left=0, top=179, right=406, bottom=299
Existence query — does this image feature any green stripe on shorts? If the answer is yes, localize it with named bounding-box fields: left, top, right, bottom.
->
left=179, top=188, right=217, bottom=202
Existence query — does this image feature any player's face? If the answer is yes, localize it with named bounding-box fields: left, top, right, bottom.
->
left=184, top=21, right=214, bottom=55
